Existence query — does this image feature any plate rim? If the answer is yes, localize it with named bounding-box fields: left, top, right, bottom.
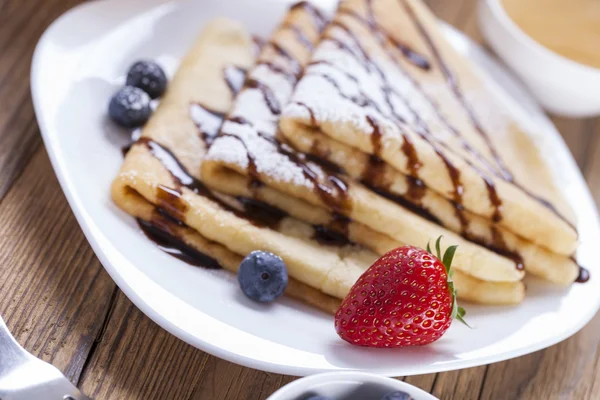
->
left=30, top=0, right=600, bottom=376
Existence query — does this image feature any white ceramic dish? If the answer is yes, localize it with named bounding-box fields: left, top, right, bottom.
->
left=266, top=372, right=438, bottom=400
left=31, top=0, right=600, bottom=377
left=478, top=0, right=600, bottom=117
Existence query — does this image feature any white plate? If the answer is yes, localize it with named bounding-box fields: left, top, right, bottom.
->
left=31, top=0, right=600, bottom=377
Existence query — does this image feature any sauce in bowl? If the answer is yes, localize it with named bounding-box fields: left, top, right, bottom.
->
left=502, top=0, right=600, bottom=69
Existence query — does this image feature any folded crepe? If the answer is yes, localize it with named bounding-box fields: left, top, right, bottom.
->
left=271, top=0, right=578, bottom=283
left=279, top=0, right=577, bottom=253
left=202, top=5, right=526, bottom=303
left=282, top=126, right=579, bottom=284
left=111, top=14, right=363, bottom=314
left=112, top=5, right=513, bottom=313
left=203, top=9, right=526, bottom=284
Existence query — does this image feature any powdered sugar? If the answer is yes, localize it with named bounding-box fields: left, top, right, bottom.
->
left=190, top=104, right=223, bottom=135
left=288, top=73, right=376, bottom=133
left=119, top=86, right=150, bottom=110
left=209, top=120, right=312, bottom=187
left=249, top=64, right=294, bottom=107
left=284, top=34, right=391, bottom=134
left=207, top=134, right=249, bottom=169
left=229, top=89, right=277, bottom=133
left=207, top=55, right=316, bottom=187
left=282, top=22, right=459, bottom=145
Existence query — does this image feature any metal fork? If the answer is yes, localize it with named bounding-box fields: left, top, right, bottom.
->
left=0, top=315, right=92, bottom=400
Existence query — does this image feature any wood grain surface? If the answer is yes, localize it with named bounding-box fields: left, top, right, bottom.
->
left=0, top=0, right=599, bottom=399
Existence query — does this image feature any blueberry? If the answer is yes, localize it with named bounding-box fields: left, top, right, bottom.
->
left=126, top=60, right=167, bottom=99
left=108, top=86, right=152, bottom=128
left=381, top=391, right=414, bottom=400
left=238, top=251, right=288, bottom=302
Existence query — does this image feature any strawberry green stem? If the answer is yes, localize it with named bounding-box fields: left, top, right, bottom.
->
left=429, top=236, right=471, bottom=328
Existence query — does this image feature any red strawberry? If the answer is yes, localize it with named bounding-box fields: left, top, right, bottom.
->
left=334, top=237, right=467, bottom=347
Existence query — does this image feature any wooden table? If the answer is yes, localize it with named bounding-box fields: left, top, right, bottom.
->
left=1, top=0, right=599, bottom=398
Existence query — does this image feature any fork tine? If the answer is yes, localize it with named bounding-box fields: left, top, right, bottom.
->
left=0, top=314, right=92, bottom=400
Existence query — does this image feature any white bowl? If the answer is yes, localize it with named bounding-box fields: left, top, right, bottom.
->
left=266, top=372, right=438, bottom=400
left=478, top=0, right=600, bottom=117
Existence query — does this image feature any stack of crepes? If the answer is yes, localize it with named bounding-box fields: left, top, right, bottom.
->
left=113, top=0, right=581, bottom=314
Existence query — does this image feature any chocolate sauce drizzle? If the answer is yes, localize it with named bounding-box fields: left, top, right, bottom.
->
left=220, top=132, right=262, bottom=189
left=355, top=2, right=470, bottom=213
left=402, top=0, right=510, bottom=179
left=245, top=78, right=282, bottom=115
left=362, top=155, right=387, bottom=189
left=139, top=138, right=266, bottom=223
left=261, top=130, right=351, bottom=213
left=315, top=16, right=445, bottom=214
left=362, top=116, right=391, bottom=189
left=121, top=143, right=132, bottom=157
left=267, top=41, right=303, bottom=78
left=252, top=35, right=267, bottom=58
left=190, top=103, right=226, bottom=147
left=313, top=214, right=353, bottom=247
left=464, top=226, right=524, bottom=271
left=127, top=4, right=356, bottom=266
left=367, top=115, right=382, bottom=156
left=338, top=4, right=431, bottom=71
left=331, top=2, right=505, bottom=227
left=404, top=176, right=426, bottom=203
left=137, top=215, right=221, bottom=269
left=401, top=135, right=425, bottom=202
left=227, top=115, right=252, bottom=126
left=306, top=149, right=346, bottom=176
left=135, top=137, right=353, bottom=248
left=360, top=0, right=523, bottom=270
left=310, top=69, right=381, bottom=112
left=281, top=141, right=351, bottom=213
left=368, top=183, right=442, bottom=226
left=126, top=140, right=223, bottom=268
left=401, top=135, right=420, bottom=176
left=301, top=8, right=469, bottom=233
left=308, top=0, right=575, bottom=271
left=292, top=0, right=550, bottom=269
left=390, top=37, right=431, bottom=70
left=289, top=1, right=328, bottom=32
left=281, top=22, right=315, bottom=51
left=225, top=101, right=352, bottom=214
left=136, top=135, right=356, bottom=247
left=223, top=65, right=247, bottom=96
left=399, top=0, right=575, bottom=230
left=317, top=11, right=464, bottom=214
left=140, top=139, right=201, bottom=190
left=235, top=196, right=287, bottom=229
left=235, top=195, right=352, bottom=247
left=216, top=5, right=352, bottom=212
left=295, top=101, right=317, bottom=126
left=262, top=61, right=299, bottom=84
